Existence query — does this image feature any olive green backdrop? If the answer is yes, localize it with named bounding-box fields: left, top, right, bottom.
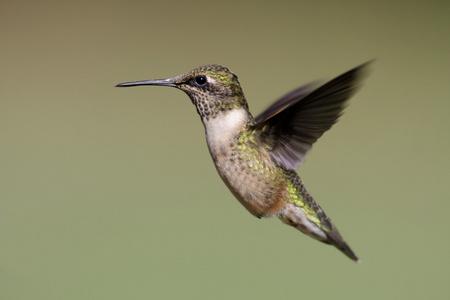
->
left=2, top=0, right=449, bottom=299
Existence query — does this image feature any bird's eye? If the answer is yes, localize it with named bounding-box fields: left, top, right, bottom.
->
left=194, top=76, right=207, bottom=86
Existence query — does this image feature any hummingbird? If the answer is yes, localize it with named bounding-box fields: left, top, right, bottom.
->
left=116, top=62, right=370, bottom=262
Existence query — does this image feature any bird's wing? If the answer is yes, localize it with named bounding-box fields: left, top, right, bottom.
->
left=253, top=62, right=370, bottom=170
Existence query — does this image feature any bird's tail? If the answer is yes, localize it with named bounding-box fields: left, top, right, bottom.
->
left=279, top=202, right=360, bottom=262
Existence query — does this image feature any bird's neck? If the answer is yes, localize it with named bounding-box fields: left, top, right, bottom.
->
left=203, top=108, right=253, bottom=156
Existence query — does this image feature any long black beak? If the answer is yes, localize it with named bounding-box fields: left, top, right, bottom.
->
left=115, top=78, right=177, bottom=88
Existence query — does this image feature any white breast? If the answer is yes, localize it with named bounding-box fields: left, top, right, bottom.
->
left=203, top=108, right=247, bottom=158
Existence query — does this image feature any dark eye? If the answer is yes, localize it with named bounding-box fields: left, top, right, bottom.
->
left=194, top=75, right=207, bottom=86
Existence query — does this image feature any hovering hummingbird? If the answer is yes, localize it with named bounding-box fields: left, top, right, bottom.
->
left=116, top=62, right=370, bottom=262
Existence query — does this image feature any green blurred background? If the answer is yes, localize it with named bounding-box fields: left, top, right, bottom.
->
left=2, top=0, right=449, bottom=299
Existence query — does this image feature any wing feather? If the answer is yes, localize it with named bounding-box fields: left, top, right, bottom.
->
left=253, top=62, right=371, bottom=170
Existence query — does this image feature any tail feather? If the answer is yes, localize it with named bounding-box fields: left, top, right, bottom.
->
left=279, top=202, right=360, bottom=263
left=324, top=230, right=360, bottom=263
